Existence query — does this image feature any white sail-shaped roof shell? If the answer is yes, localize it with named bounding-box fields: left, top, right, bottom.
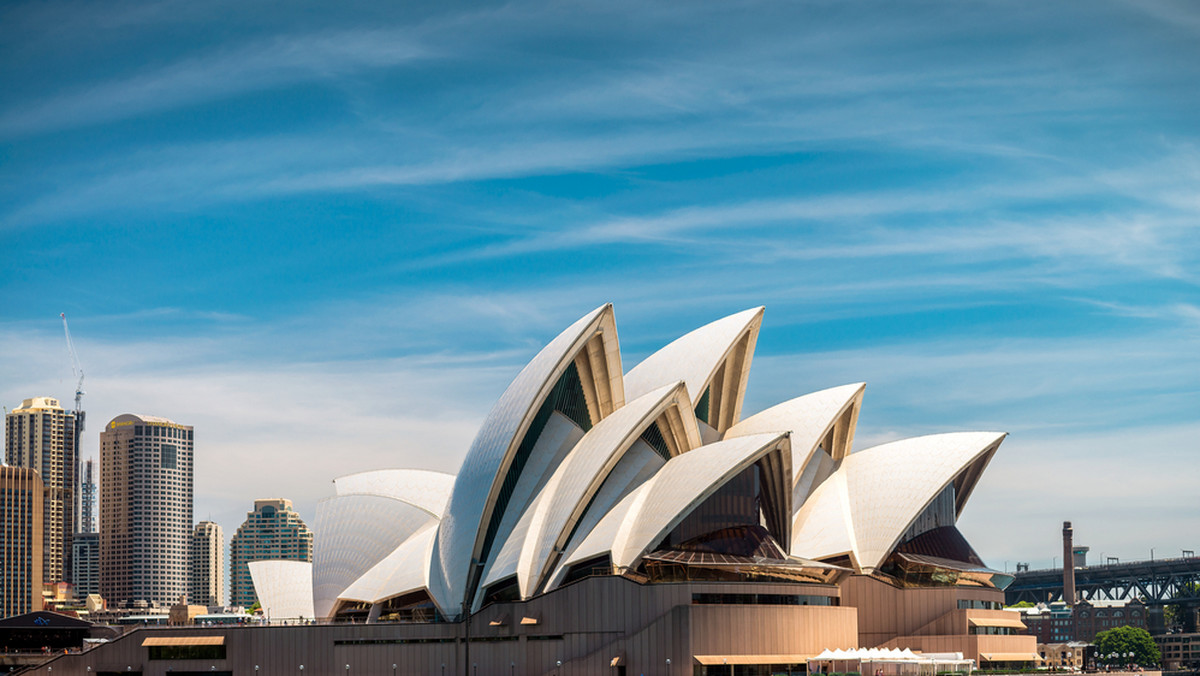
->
left=791, top=431, right=1005, bottom=572
left=549, top=432, right=791, bottom=587
left=337, top=521, right=438, bottom=605
left=249, top=560, right=316, bottom=621
left=510, top=382, right=700, bottom=600
left=333, top=468, right=456, bottom=517
left=472, top=410, right=586, bottom=599
left=724, top=383, right=865, bottom=519
left=431, top=304, right=624, bottom=614
left=623, top=307, right=763, bottom=434
left=312, top=494, right=438, bottom=619
left=311, top=468, right=455, bottom=618
left=296, top=304, right=1012, bottom=620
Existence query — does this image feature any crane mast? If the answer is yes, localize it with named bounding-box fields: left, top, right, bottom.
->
left=60, top=312, right=86, bottom=430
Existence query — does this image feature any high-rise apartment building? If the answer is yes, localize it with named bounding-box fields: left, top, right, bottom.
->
left=99, top=414, right=194, bottom=607
left=71, top=532, right=99, bottom=600
left=189, top=521, right=224, bottom=606
left=72, top=458, right=99, bottom=600
left=79, top=457, right=96, bottom=532
left=1, top=465, right=43, bottom=617
left=4, top=397, right=77, bottom=584
left=230, top=499, right=312, bottom=608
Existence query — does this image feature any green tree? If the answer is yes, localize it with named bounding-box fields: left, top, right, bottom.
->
left=1093, top=626, right=1161, bottom=667
left=1007, top=601, right=1035, bottom=609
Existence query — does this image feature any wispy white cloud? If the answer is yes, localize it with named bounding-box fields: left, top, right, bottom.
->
left=0, top=28, right=432, bottom=137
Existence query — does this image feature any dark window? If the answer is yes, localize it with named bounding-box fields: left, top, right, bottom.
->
left=161, top=444, right=177, bottom=469
left=147, top=644, right=226, bottom=660
left=694, top=386, right=711, bottom=424
left=639, top=420, right=672, bottom=461
left=692, top=593, right=834, bottom=606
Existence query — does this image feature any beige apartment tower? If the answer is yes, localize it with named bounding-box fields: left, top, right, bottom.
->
left=0, top=465, right=43, bottom=617
left=189, top=520, right=224, bottom=606
left=99, top=414, right=194, bottom=607
left=4, top=397, right=77, bottom=585
left=230, top=499, right=312, bottom=608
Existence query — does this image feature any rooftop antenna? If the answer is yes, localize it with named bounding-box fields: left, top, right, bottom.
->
left=60, top=312, right=86, bottom=431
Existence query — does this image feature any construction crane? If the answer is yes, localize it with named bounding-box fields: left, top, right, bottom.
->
left=61, top=312, right=86, bottom=433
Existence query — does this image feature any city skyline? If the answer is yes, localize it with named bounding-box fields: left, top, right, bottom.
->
left=2, top=0, right=1199, bottom=579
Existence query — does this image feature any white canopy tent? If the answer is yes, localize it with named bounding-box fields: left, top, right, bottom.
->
left=809, top=648, right=973, bottom=676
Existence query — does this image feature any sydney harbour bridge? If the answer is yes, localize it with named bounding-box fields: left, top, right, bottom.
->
left=1005, top=554, right=1200, bottom=608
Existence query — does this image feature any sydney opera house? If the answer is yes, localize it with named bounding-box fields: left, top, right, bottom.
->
left=48, top=305, right=1036, bottom=675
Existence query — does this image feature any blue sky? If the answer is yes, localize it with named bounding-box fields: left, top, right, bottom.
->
left=2, top=0, right=1198, bottom=578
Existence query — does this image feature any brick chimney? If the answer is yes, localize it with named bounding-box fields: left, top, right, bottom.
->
left=1063, top=521, right=1076, bottom=605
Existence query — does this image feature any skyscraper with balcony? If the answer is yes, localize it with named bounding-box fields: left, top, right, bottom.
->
left=0, top=465, right=43, bottom=617
left=99, top=414, right=194, bottom=607
left=4, top=397, right=77, bottom=584
left=230, top=499, right=312, bottom=608
left=189, top=520, right=224, bottom=606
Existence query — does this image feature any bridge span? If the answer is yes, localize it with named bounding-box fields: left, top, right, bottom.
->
left=1005, top=556, right=1200, bottom=606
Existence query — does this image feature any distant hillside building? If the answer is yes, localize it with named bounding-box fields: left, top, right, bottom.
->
left=99, top=414, right=194, bottom=607
left=4, top=397, right=77, bottom=584
left=189, top=521, right=224, bottom=606
left=0, top=465, right=43, bottom=617
left=230, top=499, right=312, bottom=608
